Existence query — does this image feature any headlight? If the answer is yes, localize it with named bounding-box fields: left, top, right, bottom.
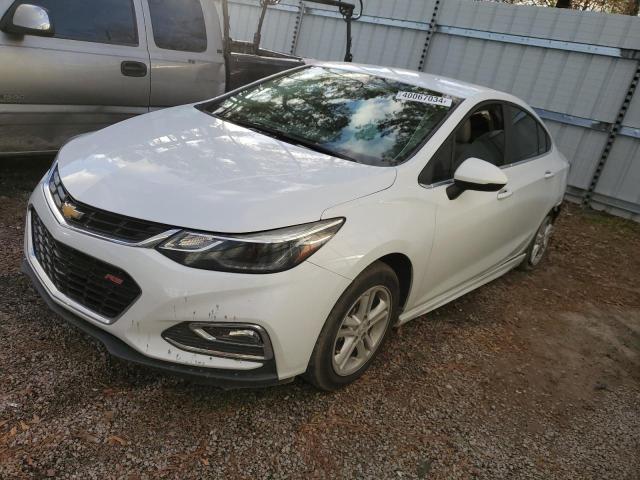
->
left=157, top=218, right=344, bottom=273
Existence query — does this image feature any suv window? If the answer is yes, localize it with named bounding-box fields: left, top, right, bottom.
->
left=29, top=0, right=138, bottom=46
left=509, top=106, right=549, bottom=163
left=148, top=0, right=207, bottom=53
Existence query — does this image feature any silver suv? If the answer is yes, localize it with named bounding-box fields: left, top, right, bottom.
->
left=0, top=0, right=228, bottom=155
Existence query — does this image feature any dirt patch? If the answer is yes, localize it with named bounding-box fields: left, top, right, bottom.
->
left=1, top=158, right=639, bottom=479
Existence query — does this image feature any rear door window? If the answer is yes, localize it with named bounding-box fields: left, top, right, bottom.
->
left=29, top=0, right=138, bottom=46
left=508, top=106, right=545, bottom=163
left=148, top=0, right=207, bottom=52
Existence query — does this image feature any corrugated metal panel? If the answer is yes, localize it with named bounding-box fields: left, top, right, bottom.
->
left=545, top=121, right=609, bottom=190
left=260, top=7, right=299, bottom=52
left=291, top=0, right=428, bottom=63
left=227, top=0, right=640, bottom=61
left=227, top=2, right=261, bottom=40
left=349, top=0, right=436, bottom=67
left=333, top=0, right=435, bottom=21
left=350, top=23, right=424, bottom=67
left=424, top=35, right=636, bottom=123
left=438, top=0, right=640, bottom=50
left=624, top=85, right=640, bottom=130
left=296, top=14, right=346, bottom=60
left=595, top=136, right=640, bottom=209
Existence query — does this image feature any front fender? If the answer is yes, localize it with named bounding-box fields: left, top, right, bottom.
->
left=309, top=185, right=436, bottom=312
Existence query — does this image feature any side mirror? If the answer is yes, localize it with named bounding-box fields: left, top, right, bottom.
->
left=446, top=157, right=508, bottom=200
left=0, top=3, right=54, bottom=37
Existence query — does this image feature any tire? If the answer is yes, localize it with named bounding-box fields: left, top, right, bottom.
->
left=304, top=261, right=400, bottom=391
left=518, top=212, right=555, bottom=271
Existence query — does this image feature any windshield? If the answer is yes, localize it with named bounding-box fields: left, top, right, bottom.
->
left=202, top=66, right=459, bottom=166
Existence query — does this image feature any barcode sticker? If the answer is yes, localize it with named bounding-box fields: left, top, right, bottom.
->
left=396, top=91, right=452, bottom=107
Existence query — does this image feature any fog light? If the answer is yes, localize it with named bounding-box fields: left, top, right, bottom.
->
left=161, top=322, right=273, bottom=361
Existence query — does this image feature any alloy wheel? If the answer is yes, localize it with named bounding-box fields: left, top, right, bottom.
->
left=530, top=217, right=553, bottom=266
left=331, top=286, right=392, bottom=376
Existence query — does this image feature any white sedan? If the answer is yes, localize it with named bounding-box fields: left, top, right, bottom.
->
left=23, top=63, right=569, bottom=390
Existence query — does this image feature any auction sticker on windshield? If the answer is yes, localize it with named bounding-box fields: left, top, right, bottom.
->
left=396, top=91, right=453, bottom=107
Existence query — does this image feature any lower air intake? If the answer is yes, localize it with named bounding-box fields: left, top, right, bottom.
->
left=31, top=209, right=141, bottom=319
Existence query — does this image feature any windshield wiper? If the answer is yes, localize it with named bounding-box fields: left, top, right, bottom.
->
left=217, top=116, right=358, bottom=164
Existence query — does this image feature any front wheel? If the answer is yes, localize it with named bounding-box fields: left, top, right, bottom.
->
left=519, top=212, right=555, bottom=270
left=304, top=261, right=399, bottom=391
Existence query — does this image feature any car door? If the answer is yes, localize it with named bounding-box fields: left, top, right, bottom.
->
left=501, top=103, right=562, bottom=247
left=414, top=101, right=525, bottom=305
left=142, top=0, right=226, bottom=109
left=0, top=0, right=150, bottom=154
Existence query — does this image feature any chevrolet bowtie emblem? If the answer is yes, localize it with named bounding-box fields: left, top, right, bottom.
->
left=61, top=202, right=84, bottom=220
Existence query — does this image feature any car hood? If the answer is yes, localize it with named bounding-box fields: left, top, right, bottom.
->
left=56, top=105, right=397, bottom=233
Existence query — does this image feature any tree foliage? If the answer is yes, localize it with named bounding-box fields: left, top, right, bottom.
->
left=500, top=0, right=639, bottom=15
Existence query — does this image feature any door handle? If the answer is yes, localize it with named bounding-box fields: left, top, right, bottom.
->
left=544, top=170, right=555, bottom=179
left=497, top=188, right=513, bottom=200
left=121, top=61, right=148, bottom=77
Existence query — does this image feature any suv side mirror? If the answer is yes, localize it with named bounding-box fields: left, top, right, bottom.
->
left=447, top=157, right=508, bottom=200
left=0, top=3, right=54, bottom=37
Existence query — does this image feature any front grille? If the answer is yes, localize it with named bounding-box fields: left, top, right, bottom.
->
left=31, top=209, right=141, bottom=319
left=48, top=166, right=172, bottom=243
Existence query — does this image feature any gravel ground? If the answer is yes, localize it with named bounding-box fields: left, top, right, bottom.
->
left=1, top=157, right=639, bottom=479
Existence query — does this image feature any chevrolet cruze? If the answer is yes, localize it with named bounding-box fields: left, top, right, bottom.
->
left=23, top=63, right=569, bottom=390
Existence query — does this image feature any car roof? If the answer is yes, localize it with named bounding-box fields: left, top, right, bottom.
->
left=314, top=61, right=501, bottom=100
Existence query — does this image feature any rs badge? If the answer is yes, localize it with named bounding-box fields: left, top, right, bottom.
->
left=104, top=274, right=124, bottom=285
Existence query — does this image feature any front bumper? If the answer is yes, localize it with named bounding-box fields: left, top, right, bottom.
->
left=22, top=258, right=281, bottom=388
left=23, top=175, right=352, bottom=384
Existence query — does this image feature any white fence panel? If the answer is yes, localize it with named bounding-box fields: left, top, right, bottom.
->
left=545, top=124, right=609, bottom=192
left=437, top=0, right=640, bottom=49
left=593, top=136, right=640, bottom=216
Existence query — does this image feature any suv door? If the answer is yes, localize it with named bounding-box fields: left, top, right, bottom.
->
left=415, top=102, right=523, bottom=306
left=142, top=0, right=225, bottom=109
left=0, top=0, right=150, bottom=154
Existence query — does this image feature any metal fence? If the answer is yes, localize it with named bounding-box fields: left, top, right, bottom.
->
left=223, top=0, right=640, bottom=221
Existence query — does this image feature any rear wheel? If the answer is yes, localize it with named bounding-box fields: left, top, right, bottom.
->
left=304, top=261, right=399, bottom=391
left=519, top=213, right=554, bottom=270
